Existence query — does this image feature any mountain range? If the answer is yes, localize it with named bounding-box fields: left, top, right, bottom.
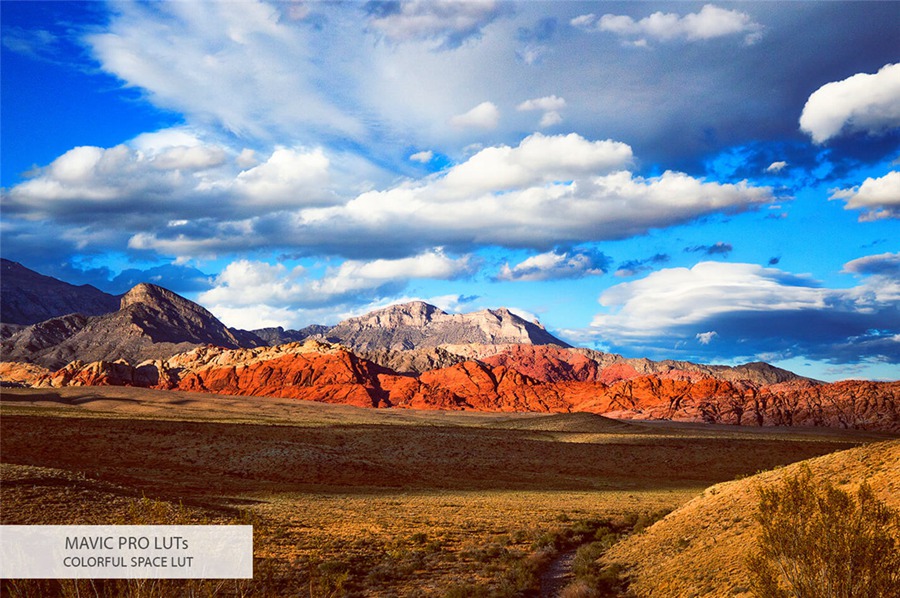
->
left=1, top=259, right=897, bottom=431
left=0, top=259, right=120, bottom=328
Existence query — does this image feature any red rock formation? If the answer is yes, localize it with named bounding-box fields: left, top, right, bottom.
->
left=2, top=342, right=897, bottom=432
left=481, top=344, right=603, bottom=382
left=173, top=349, right=390, bottom=408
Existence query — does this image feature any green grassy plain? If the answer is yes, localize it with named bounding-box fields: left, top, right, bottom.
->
left=1, top=386, right=894, bottom=596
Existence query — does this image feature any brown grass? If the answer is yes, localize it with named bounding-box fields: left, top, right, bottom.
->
left=1, top=386, right=896, bottom=596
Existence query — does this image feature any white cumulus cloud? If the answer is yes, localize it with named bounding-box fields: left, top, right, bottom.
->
left=539, top=111, right=563, bottom=128
left=800, top=63, right=900, bottom=144
left=573, top=5, right=763, bottom=45
left=829, top=170, right=900, bottom=221
left=439, top=132, right=632, bottom=194
left=125, top=133, right=773, bottom=259
left=200, top=249, right=473, bottom=310
left=231, top=147, right=332, bottom=206
left=5, top=132, right=337, bottom=224
left=7, top=132, right=774, bottom=261
left=517, top=95, right=566, bottom=129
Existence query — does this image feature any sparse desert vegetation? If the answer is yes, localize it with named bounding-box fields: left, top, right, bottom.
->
left=2, top=386, right=896, bottom=596
left=746, top=465, right=900, bottom=598
left=600, top=439, right=900, bottom=597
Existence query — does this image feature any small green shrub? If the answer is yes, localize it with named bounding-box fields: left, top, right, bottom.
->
left=571, top=541, right=607, bottom=579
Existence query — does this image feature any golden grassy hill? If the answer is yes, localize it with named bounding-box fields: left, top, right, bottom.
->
left=599, top=438, right=900, bottom=598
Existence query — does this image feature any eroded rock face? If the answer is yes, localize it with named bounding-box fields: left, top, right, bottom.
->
left=174, top=348, right=390, bottom=408
left=5, top=341, right=897, bottom=432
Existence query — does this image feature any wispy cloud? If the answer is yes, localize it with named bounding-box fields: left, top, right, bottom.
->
left=2, top=27, right=61, bottom=61
left=684, top=242, right=733, bottom=256
left=615, top=254, right=670, bottom=278
left=87, top=1, right=364, bottom=141
left=366, top=0, right=510, bottom=50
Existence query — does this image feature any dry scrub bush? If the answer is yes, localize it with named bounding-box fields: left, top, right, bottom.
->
left=559, top=580, right=600, bottom=598
left=747, top=466, right=900, bottom=598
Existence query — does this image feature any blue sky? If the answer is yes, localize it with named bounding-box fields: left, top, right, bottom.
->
left=1, top=1, right=898, bottom=381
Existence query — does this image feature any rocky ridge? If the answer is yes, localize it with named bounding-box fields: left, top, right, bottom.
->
left=4, top=340, right=897, bottom=431
left=1, top=283, right=263, bottom=369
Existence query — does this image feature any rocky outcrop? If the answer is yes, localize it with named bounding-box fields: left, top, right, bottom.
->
left=48, top=359, right=175, bottom=388
left=0, top=323, right=26, bottom=340
left=0, top=361, right=53, bottom=387
left=0, top=259, right=120, bottom=325
left=174, top=350, right=390, bottom=408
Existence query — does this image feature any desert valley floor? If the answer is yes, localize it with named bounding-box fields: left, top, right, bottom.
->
left=2, top=386, right=897, bottom=597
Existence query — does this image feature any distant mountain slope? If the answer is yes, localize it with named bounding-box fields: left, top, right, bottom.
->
left=600, top=439, right=900, bottom=597
left=0, top=259, right=120, bottom=325
left=323, top=300, right=569, bottom=350
left=1, top=283, right=263, bottom=369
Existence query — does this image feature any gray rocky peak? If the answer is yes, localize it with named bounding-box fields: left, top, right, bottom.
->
left=325, top=301, right=568, bottom=351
